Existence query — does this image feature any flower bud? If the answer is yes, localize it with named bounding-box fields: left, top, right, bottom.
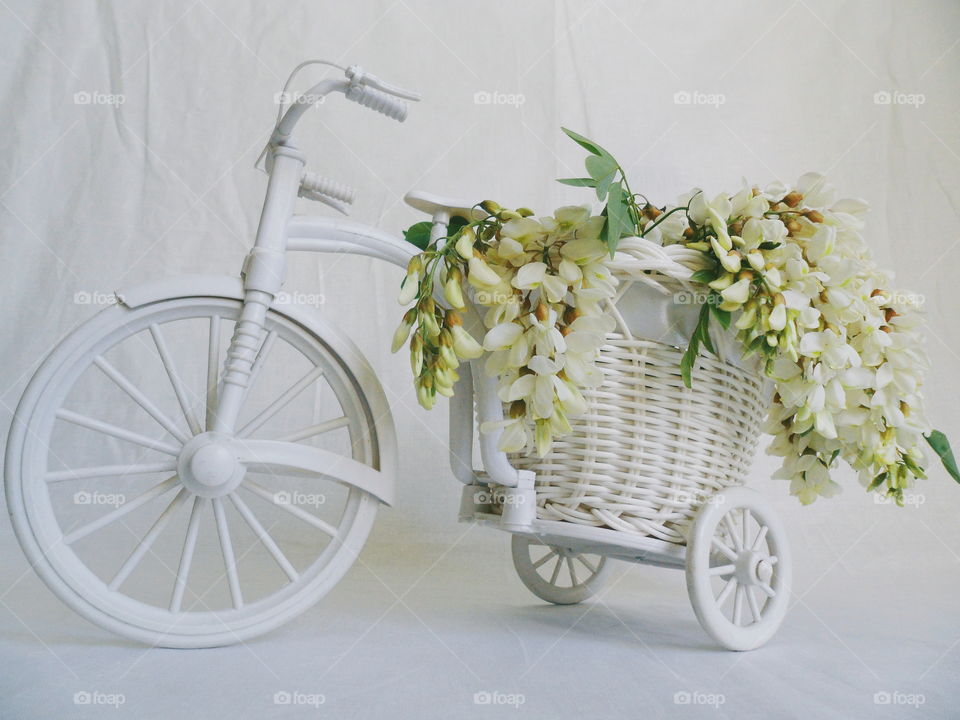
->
left=480, top=200, right=501, bottom=216
left=398, top=273, right=419, bottom=305
left=783, top=191, right=803, bottom=208
left=391, top=308, right=416, bottom=353
left=443, top=269, right=466, bottom=309
left=451, top=325, right=483, bottom=359
left=410, top=335, right=424, bottom=375
left=720, top=249, right=742, bottom=274
left=804, top=210, right=824, bottom=223
left=535, top=301, right=549, bottom=323
left=516, top=207, right=534, bottom=217
left=468, top=255, right=501, bottom=286
left=455, top=232, right=475, bottom=260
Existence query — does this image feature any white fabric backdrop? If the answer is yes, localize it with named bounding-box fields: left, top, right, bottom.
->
left=1, top=1, right=959, bottom=718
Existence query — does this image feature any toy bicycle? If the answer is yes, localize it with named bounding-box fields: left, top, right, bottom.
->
left=5, top=60, right=790, bottom=651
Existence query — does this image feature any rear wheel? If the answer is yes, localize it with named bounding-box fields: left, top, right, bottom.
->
left=5, top=296, right=387, bottom=647
left=511, top=535, right=612, bottom=605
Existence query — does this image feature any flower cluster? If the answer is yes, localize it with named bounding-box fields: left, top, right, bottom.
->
left=394, top=203, right=618, bottom=456
left=657, top=174, right=932, bottom=505
left=396, top=128, right=957, bottom=505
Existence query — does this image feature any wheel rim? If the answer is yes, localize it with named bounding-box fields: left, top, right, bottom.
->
left=512, top=535, right=610, bottom=605
left=8, top=298, right=381, bottom=646
left=686, top=487, right=791, bottom=651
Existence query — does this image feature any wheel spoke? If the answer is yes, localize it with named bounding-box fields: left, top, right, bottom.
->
left=63, top=476, right=180, bottom=544
left=742, top=509, right=752, bottom=549
left=213, top=498, right=243, bottom=609
left=93, top=357, right=190, bottom=444
left=531, top=548, right=558, bottom=570
left=549, top=555, right=563, bottom=585
left=708, top=563, right=736, bottom=577
left=108, top=487, right=189, bottom=591
left=711, top=536, right=737, bottom=562
left=56, top=409, right=180, bottom=456
left=567, top=557, right=579, bottom=586
left=746, top=585, right=763, bottom=624
left=733, top=585, right=745, bottom=626
left=723, top=514, right=743, bottom=551
left=229, top=494, right=299, bottom=582
left=170, top=496, right=206, bottom=613
left=758, top=582, right=776, bottom=598
left=150, top=323, right=202, bottom=436
left=751, top=524, right=769, bottom=552
left=206, top=315, right=221, bottom=431
left=276, top=416, right=350, bottom=443
left=238, top=365, right=325, bottom=438
left=45, top=461, right=176, bottom=483
left=575, top=555, right=599, bottom=575
left=239, top=480, right=338, bottom=537
left=716, top=576, right=738, bottom=606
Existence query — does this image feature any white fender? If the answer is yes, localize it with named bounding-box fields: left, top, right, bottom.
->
left=116, top=274, right=397, bottom=506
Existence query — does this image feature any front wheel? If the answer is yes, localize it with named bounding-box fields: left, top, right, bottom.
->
left=5, top=296, right=390, bottom=647
left=685, top=487, right=791, bottom=651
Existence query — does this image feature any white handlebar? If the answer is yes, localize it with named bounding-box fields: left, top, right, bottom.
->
left=265, top=60, right=420, bottom=215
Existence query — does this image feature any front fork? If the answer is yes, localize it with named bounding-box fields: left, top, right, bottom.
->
left=212, top=146, right=306, bottom=435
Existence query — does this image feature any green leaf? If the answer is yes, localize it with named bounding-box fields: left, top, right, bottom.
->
left=925, top=430, right=960, bottom=483
left=561, top=127, right=611, bottom=157
left=585, top=154, right=618, bottom=181
left=758, top=241, right=781, bottom=250
left=710, top=304, right=732, bottom=330
left=691, top=269, right=717, bottom=284
left=447, top=215, right=468, bottom=238
left=680, top=331, right=699, bottom=388
left=697, top=304, right=716, bottom=356
left=403, top=221, right=432, bottom=249
left=867, top=471, right=887, bottom=491
left=603, top=181, right=627, bottom=255
left=556, top=177, right=597, bottom=187
left=595, top=171, right=616, bottom=202
left=828, top=448, right=841, bottom=467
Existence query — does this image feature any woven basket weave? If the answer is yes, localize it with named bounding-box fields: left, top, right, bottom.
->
left=509, top=335, right=768, bottom=544
left=490, top=236, right=770, bottom=545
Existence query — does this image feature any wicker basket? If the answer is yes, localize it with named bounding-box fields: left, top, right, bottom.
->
left=491, top=237, right=770, bottom=545
left=510, top=335, right=768, bottom=544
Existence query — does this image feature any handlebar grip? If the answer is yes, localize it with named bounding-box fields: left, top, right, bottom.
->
left=344, top=84, right=408, bottom=122
left=300, top=172, right=356, bottom=204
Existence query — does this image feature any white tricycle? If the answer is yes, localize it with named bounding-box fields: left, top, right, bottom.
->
left=5, top=61, right=790, bottom=651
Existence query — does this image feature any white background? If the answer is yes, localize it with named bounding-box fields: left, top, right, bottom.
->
left=1, top=1, right=959, bottom=718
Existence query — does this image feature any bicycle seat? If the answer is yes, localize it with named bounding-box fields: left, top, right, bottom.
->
left=404, top=191, right=486, bottom=221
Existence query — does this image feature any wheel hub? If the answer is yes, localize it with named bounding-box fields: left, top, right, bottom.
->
left=734, top=550, right=774, bottom=587
left=177, top=433, right=246, bottom=498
